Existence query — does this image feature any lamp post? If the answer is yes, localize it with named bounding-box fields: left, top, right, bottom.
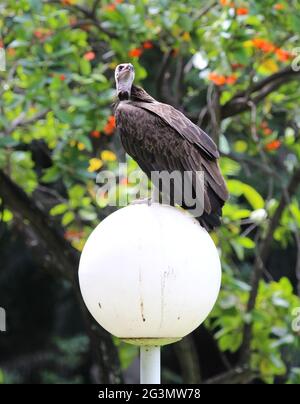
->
left=140, top=346, right=160, bottom=384
left=79, top=203, right=221, bottom=384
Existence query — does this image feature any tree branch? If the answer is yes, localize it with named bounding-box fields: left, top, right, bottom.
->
left=156, top=49, right=173, bottom=103
left=191, top=1, right=218, bottom=22
left=174, top=335, right=202, bottom=383
left=232, top=66, right=299, bottom=101
left=8, top=109, right=50, bottom=134
left=203, top=366, right=255, bottom=384
left=222, top=67, right=300, bottom=119
left=193, top=67, right=300, bottom=125
left=92, top=0, right=101, bottom=15
left=0, top=170, right=77, bottom=280
left=221, top=152, right=278, bottom=177
left=207, top=84, right=221, bottom=145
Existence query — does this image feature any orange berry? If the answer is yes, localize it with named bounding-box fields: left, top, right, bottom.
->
left=208, top=72, right=227, bottom=86
left=260, top=121, right=268, bottom=129
left=263, top=127, right=272, bottom=136
left=231, top=62, right=244, bottom=70
left=64, top=230, right=84, bottom=241
left=275, top=48, right=293, bottom=62
left=252, top=38, right=275, bottom=53
left=265, top=140, right=281, bottom=151
left=128, top=48, right=143, bottom=58
left=236, top=7, right=248, bottom=15
left=143, top=41, right=154, bottom=49
left=226, top=74, right=238, bottom=85
left=274, top=3, right=285, bottom=10
left=84, top=51, right=95, bottom=61
left=106, top=4, right=116, bottom=11
left=91, top=130, right=101, bottom=138
left=103, top=116, right=116, bottom=135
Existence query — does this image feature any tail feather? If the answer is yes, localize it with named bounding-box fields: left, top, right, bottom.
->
left=198, top=211, right=221, bottom=231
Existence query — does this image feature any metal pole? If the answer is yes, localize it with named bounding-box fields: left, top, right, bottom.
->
left=140, top=346, right=161, bottom=384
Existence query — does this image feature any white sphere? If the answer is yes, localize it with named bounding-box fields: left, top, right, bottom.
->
left=79, top=203, right=221, bottom=342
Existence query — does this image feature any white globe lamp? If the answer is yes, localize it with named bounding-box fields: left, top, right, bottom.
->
left=79, top=203, right=221, bottom=384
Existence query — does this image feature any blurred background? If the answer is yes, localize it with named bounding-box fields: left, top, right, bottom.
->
left=0, top=0, right=300, bottom=384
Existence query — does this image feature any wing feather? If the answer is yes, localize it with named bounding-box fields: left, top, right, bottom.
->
left=130, top=101, right=219, bottom=159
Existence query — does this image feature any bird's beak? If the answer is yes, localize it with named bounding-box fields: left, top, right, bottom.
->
left=118, top=64, right=133, bottom=79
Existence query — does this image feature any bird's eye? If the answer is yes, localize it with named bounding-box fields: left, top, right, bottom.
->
left=119, top=65, right=124, bottom=70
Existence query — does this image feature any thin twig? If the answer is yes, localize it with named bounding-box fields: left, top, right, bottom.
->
left=45, top=0, right=117, bottom=37
left=8, top=109, right=50, bottom=134
left=203, top=366, right=255, bottom=384
left=191, top=1, right=218, bottom=22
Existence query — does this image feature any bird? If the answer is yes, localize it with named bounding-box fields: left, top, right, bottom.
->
left=114, top=62, right=228, bottom=231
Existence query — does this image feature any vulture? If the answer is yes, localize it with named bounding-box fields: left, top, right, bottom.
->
left=114, top=63, right=228, bottom=231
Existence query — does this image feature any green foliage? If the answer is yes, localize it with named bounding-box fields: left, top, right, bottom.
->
left=207, top=275, right=300, bottom=383
left=1, top=0, right=300, bottom=384
left=40, top=335, right=89, bottom=384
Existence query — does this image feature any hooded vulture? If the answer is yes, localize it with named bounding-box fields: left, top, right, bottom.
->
left=114, top=63, right=228, bottom=231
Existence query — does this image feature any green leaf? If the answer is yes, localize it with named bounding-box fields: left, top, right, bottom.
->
left=271, top=296, right=289, bottom=308
left=219, top=295, right=237, bottom=309
left=80, top=59, right=91, bottom=76
left=219, top=333, right=242, bottom=353
left=0, top=136, right=19, bottom=147
left=41, top=166, right=61, bottom=183
left=54, top=109, right=73, bottom=124
left=234, top=140, right=248, bottom=153
left=78, top=209, right=97, bottom=221
left=68, top=184, right=85, bottom=204
left=50, top=203, right=68, bottom=216
left=230, top=240, right=244, bottom=260
left=219, top=134, right=231, bottom=154
left=238, top=237, right=255, bottom=249
left=223, top=204, right=251, bottom=220
left=271, top=335, right=294, bottom=349
left=0, top=209, right=13, bottom=222
left=219, top=157, right=241, bottom=176
left=10, top=151, right=37, bottom=194
left=62, top=211, right=75, bottom=226
left=68, top=97, right=90, bottom=108
left=227, top=180, right=265, bottom=209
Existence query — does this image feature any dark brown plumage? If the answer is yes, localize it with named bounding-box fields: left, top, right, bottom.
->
left=114, top=82, right=228, bottom=231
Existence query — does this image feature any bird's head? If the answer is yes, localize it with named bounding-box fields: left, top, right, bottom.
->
left=115, top=63, right=135, bottom=100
